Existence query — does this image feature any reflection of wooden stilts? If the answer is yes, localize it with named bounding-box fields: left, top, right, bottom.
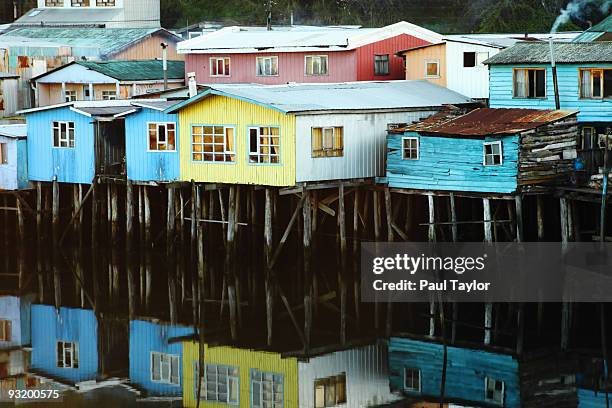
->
left=52, top=179, right=61, bottom=309
left=126, top=180, right=136, bottom=320
left=483, top=198, right=493, bottom=345
left=312, top=191, right=319, bottom=317
left=167, top=187, right=177, bottom=324
left=373, top=190, right=381, bottom=331
left=449, top=193, right=458, bottom=344
left=264, top=188, right=274, bottom=346
left=339, top=183, right=347, bottom=345
left=352, top=190, right=360, bottom=331
left=16, top=195, right=25, bottom=290
left=303, top=189, right=312, bottom=352
left=36, top=183, right=44, bottom=302
left=384, top=187, right=393, bottom=337
left=226, top=186, right=238, bottom=340
left=560, top=196, right=570, bottom=351
left=515, top=195, right=524, bottom=355
left=428, top=194, right=436, bottom=337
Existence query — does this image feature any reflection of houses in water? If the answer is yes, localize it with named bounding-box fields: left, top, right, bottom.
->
left=0, top=295, right=32, bottom=350
left=129, top=319, right=194, bottom=397
left=182, top=340, right=399, bottom=408
left=388, top=336, right=578, bottom=408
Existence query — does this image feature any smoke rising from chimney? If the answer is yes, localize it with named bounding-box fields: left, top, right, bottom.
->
left=551, top=0, right=612, bottom=32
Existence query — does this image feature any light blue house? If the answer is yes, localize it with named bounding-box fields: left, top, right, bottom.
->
left=129, top=319, right=195, bottom=396
left=0, top=295, right=33, bottom=349
left=0, top=124, right=28, bottom=190
left=485, top=42, right=612, bottom=174
left=19, top=99, right=179, bottom=184
left=385, top=107, right=579, bottom=193
left=30, top=304, right=98, bottom=384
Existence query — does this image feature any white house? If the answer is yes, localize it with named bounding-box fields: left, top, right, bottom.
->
left=0, top=124, right=28, bottom=191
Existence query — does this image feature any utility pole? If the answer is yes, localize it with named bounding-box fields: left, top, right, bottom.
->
left=161, top=42, right=168, bottom=90
left=266, top=0, right=272, bottom=31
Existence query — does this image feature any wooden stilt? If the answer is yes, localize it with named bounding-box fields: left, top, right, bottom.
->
left=560, top=196, right=570, bottom=351
left=36, top=183, right=44, bottom=302
left=339, top=183, right=347, bottom=345
left=536, top=195, right=545, bottom=240
left=167, top=187, right=177, bottom=324
left=52, top=179, right=61, bottom=309
left=225, top=186, right=238, bottom=340
left=352, top=189, right=360, bottom=331
left=449, top=193, right=458, bottom=242
left=428, top=194, right=436, bottom=337
left=264, top=188, right=273, bottom=346
left=312, top=190, right=319, bottom=317
left=483, top=198, right=493, bottom=345
left=514, top=195, right=524, bottom=355
left=303, top=189, right=312, bottom=352
left=384, top=187, right=393, bottom=337
left=126, top=180, right=136, bottom=320
left=373, top=190, right=381, bottom=331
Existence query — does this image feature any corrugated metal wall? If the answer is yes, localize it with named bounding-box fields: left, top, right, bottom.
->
left=489, top=63, right=612, bottom=123
left=388, top=337, right=521, bottom=408
left=295, top=110, right=436, bottom=183
left=386, top=131, right=519, bottom=193
left=181, top=341, right=299, bottom=408
left=26, top=106, right=95, bottom=184
left=125, top=107, right=179, bottom=182
left=30, top=305, right=98, bottom=384
left=356, top=34, right=430, bottom=81
left=184, top=51, right=357, bottom=85
left=129, top=320, right=194, bottom=396
left=1, top=78, right=19, bottom=117
left=297, top=342, right=399, bottom=408
left=178, top=94, right=296, bottom=186
left=446, top=42, right=501, bottom=99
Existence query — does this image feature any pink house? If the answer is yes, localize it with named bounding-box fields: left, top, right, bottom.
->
left=178, top=22, right=442, bottom=84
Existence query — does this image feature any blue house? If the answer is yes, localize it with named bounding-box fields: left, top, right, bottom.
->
left=19, top=100, right=179, bottom=184
left=0, top=295, right=33, bottom=349
left=485, top=42, right=612, bottom=174
left=129, top=319, right=195, bottom=397
left=385, top=107, right=579, bottom=193
left=0, top=125, right=28, bottom=191
left=30, top=304, right=98, bottom=384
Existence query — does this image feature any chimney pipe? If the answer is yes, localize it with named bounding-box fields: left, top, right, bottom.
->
left=161, top=42, right=168, bottom=90
left=549, top=37, right=560, bottom=110
left=187, top=72, right=197, bottom=98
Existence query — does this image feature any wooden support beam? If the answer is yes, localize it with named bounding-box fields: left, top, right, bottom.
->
left=303, top=189, right=312, bottom=352
left=225, top=186, right=238, bottom=340
left=267, top=193, right=307, bottom=271
left=384, top=188, right=393, bottom=337
left=126, top=180, right=136, bottom=320
left=483, top=197, right=493, bottom=346
left=338, top=184, right=347, bottom=345
left=373, top=190, right=381, bottom=332
left=59, top=180, right=96, bottom=244
left=264, top=188, right=274, bottom=347
left=427, top=194, right=436, bottom=338
left=449, top=193, right=458, bottom=242
left=560, top=196, right=570, bottom=351
left=352, top=190, right=360, bottom=331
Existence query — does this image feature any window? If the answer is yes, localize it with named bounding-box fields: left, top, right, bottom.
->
left=314, top=373, right=346, bottom=408
left=311, top=126, right=343, bottom=157
left=52, top=121, right=75, bottom=148
left=71, top=0, right=91, bottom=7
left=581, top=126, right=597, bottom=150
left=0, top=143, right=7, bottom=165
left=148, top=123, right=176, bottom=151
left=485, top=377, right=505, bottom=405
left=64, top=90, right=77, bottom=102
left=151, top=352, right=180, bottom=385
left=425, top=60, right=440, bottom=78
left=403, top=367, right=421, bottom=392
left=0, top=320, right=11, bottom=341
left=513, top=68, right=546, bottom=98
left=305, top=55, right=328, bottom=76
left=96, top=0, right=115, bottom=6
left=251, top=369, right=283, bottom=408
left=196, top=363, right=239, bottom=404
left=256, top=56, right=279, bottom=76
left=249, top=126, right=280, bottom=164
left=102, top=91, right=117, bottom=100
left=83, top=85, right=93, bottom=100
left=192, top=125, right=235, bottom=162
left=484, top=141, right=503, bottom=166
left=210, top=57, right=231, bottom=77
left=374, top=54, right=390, bottom=76
left=56, top=341, right=79, bottom=368
left=402, top=137, right=419, bottom=160
left=463, top=51, right=489, bottom=67
left=45, top=0, right=63, bottom=6
left=580, top=68, right=612, bottom=99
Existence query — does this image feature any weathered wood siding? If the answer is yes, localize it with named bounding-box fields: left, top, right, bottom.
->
left=386, top=131, right=519, bottom=193
left=388, top=337, right=521, bottom=408
left=125, top=107, right=179, bottom=182
left=297, top=342, right=399, bottom=408
left=30, top=305, right=98, bottom=384
left=111, top=33, right=182, bottom=60
left=178, top=94, right=296, bottom=186
left=0, top=78, right=19, bottom=117
left=404, top=43, right=446, bottom=87
left=295, top=110, right=437, bottom=182
left=489, top=63, right=612, bottom=122
left=26, top=106, right=95, bottom=184
left=181, top=341, right=299, bottom=408
left=129, top=320, right=194, bottom=396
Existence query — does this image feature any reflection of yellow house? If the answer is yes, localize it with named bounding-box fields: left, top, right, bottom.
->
left=400, top=43, right=447, bottom=87
left=182, top=342, right=299, bottom=408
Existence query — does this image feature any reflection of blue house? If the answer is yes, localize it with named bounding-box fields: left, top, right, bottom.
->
left=578, top=389, right=609, bottom=408
left=30, top=305, right=98, bottom=384
left=0, top=295, right=33, bottom=349
left=129, top=319, right=195, bottom=396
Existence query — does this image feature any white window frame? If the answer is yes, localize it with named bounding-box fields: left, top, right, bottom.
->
left=402, top=137, right=419, bottom=160
left=101, top=90, right=117, bottom=100
left=191, top=125, right=236, bottom=163
left=0, top=319, right=11, bottom=341
left=463, top=51, right=490, bottom=68
left=210, top=57, right=231, bottom=77
left=248, top=126, right=281, bottom=164
left=374, top=54, right=390, bottom=76
left=56, top=341, right=79, bottom=369
left=52, top=121, right=75, bottom=148
left=484, top=377, right=505, bottom=405
left=424, top=59, right=440, bottom=78
left=64, top=89, right=77, bottom=102
left=197, top=363, right=240, bottom=404
left=150, top=352, right=180, bottom=385
left=256, top=56, right=279, bottom=76
left=403, top=367, right=421, bottom=392
left=0, top=143, right=7, bottom=165
left=147, top=122, right=176, bottom=152
left=483, top=141, right=503, bottom=166
left=311, top=126, right=343, bottom=158
left=251, top=369, right=284, bottom=408
left=305, top=55, right=329, bottom=76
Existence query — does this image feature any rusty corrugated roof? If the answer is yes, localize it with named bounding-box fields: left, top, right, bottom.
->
left=400, top=108, right=577, bottom=136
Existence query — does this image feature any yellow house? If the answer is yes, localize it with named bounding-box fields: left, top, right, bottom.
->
left=400, top=42, right=447, bottom=87
left=182, top=341, right=299, bottom=408
left=165, top=81, right=472, bottom=187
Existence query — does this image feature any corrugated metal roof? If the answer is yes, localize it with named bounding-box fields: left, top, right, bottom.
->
left=76, top=106, right=138, bottom=116
left=77, top=60, right=184, bottom=81
left=401, top=108, right=577, bottom=136
left=12, top=7, right=122, bottom=27
left=574, top=14, right=612, bottom=39
left=573, top=31, right=605, bottom=42
left=0, top=124, right=27, bottom=138
left=131, top=100, right=181, bottom=111
left=178, top=21, right=442, bottom=53
left=0, top=27, right=178, bottom=57
left=166, top=80, right=472, bottom=114
left=484, top=42, right=612, bottom=64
